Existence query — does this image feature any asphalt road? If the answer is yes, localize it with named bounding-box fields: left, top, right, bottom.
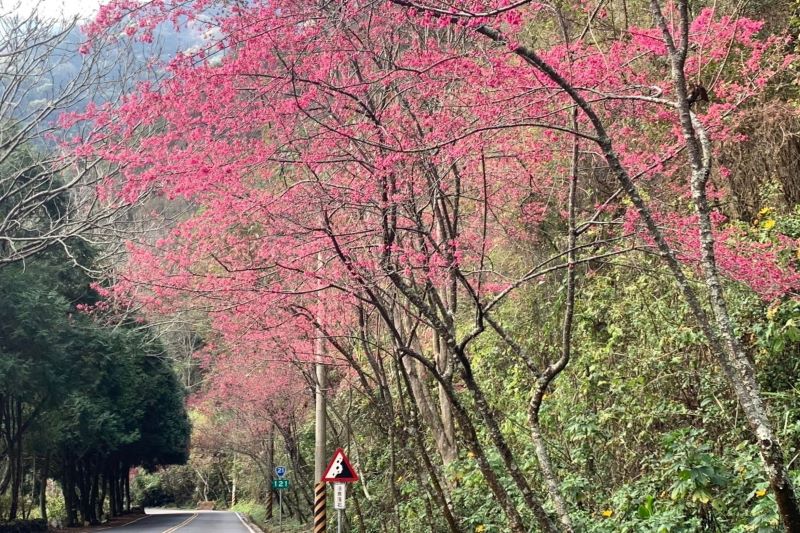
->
left=106, top=511, right=255, bottom=532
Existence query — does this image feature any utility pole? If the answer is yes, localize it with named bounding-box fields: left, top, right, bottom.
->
left=314, top=247, right=328, bottom=533
left=314, top=337, right=327, bottom=533
left=231, top=453, right=237, bottom=507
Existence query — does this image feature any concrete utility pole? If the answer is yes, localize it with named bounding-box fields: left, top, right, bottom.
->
left=231, top=453, right=237, bottom=507
left=314, top=301, right=328, bottom=532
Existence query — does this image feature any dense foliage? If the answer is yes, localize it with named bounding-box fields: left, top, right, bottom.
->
left=0, top=248, right=190, bottom=526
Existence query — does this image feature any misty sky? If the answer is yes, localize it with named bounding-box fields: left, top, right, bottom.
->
left=7, top=0, right=102, bottom=19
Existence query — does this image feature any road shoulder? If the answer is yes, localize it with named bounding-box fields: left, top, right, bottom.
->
left=50, top=511, right=148, bottom=532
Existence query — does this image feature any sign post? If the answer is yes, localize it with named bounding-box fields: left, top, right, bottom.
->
left=273, top=467, right=288, bottom=531
left=322, top=449, right=359, bottom=533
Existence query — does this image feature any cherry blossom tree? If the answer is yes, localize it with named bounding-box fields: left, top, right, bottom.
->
left=71, top=0, right=800, bottom=529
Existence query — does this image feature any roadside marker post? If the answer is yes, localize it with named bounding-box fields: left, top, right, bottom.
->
left=314, top=482, right=326, bottom=533
left=322, top=449, right=359, bottom=533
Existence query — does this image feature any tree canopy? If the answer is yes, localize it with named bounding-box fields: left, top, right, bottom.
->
left=0, top=251, right=190, bottom=525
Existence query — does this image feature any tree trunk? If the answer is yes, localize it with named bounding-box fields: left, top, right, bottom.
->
left=77, top=460, right=91, bottom=525
left=116, top=463, right=124, bottom=516
left=40, top=454, right=49, bottom=523
left=527, top=107, right=580, bottom=533
left=689, top=100, right=800, bottom=533
left=454, top=12, right=800, bottom=530
left=436, top=383, right=457, bottom=465
left=125, top=468, right=131, bottom=512
left=456, top=358, right=557, bottom=533
left=398, top=361, right=461, bottom=533
left=98, top=466, right=107, bottom=522
left=90, top=468, right=100, bottom=524
left=8, top=400, right=22, bottom=521
left=386, top=416, right=402, bottom=533
left=266, top=428, right=274, bottom=519
left=63, top=460, right=79, bottom=527
left=444, top=376, right=529, bottom=533
left=433, top=335, right=458, bottom=466
left=0, top=456, right=11, bottom=496
left=108, top=464, right=118, bottom=517
left=351, top=485, right=367, bottom=533
left=647, top=1, right=800, bottom=528
left=397, top=315, right=456, bottom=468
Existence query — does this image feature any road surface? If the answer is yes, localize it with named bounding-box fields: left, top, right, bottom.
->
left=105, top=510, right=256, bottom=532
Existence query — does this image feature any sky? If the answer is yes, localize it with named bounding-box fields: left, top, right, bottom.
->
left=5, top=0, right=103, bottom=19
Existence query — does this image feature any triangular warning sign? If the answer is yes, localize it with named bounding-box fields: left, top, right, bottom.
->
left=321, top=448, right=359, bottom=483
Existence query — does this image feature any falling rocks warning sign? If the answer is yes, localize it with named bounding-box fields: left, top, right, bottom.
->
left=321, top=448, right=359, bottom=483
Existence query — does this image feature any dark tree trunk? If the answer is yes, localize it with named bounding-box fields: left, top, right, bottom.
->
left=99, top=466, right=108, bottom=522
left=124, top=467, right=131, bottom=512
left=398, top=363, right=461, bottom=533
left=63, top=460, right=79, bottom=527
left=108, top=464, right=119, bottom=517
left=77, top=460, right=92, bottom=525
left=8, top=400, right=22, bottom=521
left=90, top=466, right=100, bottom=524
left=40, top=454, right=49, bottom=523
left=281, top=427, right=313, bottom=507
left=265, top=428, right=274, bottom=519
left=115, top=462, right=124, bottom=515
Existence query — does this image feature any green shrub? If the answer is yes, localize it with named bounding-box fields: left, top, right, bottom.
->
left=132, top=472, right=173, bottom=507
left=230, top=500, right=267, bottom=527
left=46, top=488, right=67, bottom=525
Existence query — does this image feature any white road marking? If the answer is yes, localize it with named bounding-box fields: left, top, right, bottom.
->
left=235, top=512, right=257, bottom=533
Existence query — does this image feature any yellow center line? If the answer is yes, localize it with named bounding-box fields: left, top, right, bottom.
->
left=119, top=515, right=152, bottom=528
left=162, top=513, right=198, bottom=533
